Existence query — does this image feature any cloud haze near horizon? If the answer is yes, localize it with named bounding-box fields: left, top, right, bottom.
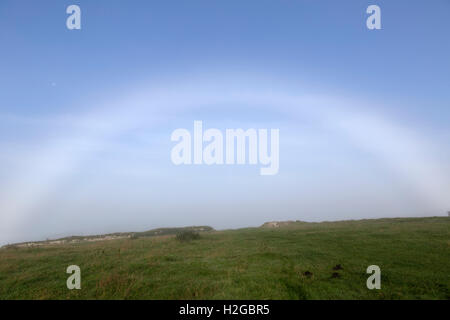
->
left=0, top=75, right=449, bottom=245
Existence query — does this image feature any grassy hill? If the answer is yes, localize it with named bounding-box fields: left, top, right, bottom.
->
left=2, top=226, right=214, bottom=248
left=0, top=217, right=448, bottom=299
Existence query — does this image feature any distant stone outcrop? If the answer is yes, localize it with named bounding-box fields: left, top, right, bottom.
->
left=260, top=220, right=306, bottom=228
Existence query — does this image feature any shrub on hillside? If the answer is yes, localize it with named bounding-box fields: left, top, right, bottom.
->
left=176, top=231, right=200, bottom=242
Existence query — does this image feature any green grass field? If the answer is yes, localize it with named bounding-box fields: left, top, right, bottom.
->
left=0, top=217, right=449, bottom=300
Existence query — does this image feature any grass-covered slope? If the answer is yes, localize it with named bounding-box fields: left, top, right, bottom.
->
left=0, top=217, right=448, bottom=299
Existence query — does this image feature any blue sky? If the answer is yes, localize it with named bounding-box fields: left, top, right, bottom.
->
left=0, top=1, right=449, bottom=244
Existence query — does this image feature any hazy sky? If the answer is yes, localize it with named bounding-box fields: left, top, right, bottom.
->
left=1, top=1, right=449, bottom=245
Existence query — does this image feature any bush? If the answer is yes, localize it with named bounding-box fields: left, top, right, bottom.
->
left=176, top=231, right=200, bottom=242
